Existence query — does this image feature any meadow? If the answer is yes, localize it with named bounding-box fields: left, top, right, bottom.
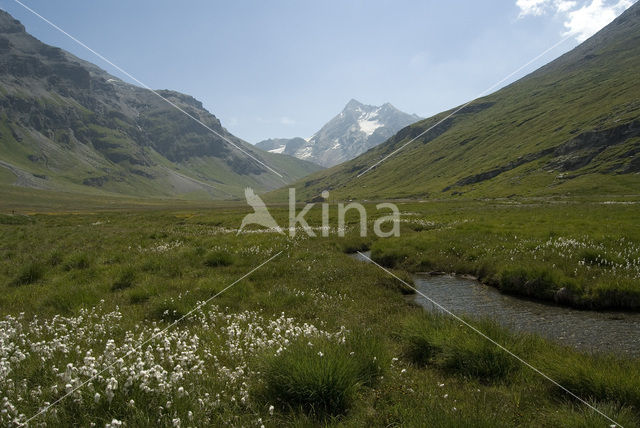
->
left=1, top=194, right=640, bottom=427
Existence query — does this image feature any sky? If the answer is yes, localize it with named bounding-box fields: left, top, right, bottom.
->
left=0, top=0, right=635, bottom=143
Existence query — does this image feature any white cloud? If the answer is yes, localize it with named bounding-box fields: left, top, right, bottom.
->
left=562, top=0, right=633, bottom=41
left=516, top=0, right=634, bottom=41
left=280, top=116, right=296, bottom=126
left=556, top=0, right=578, bottom=12
left=516, top=0, right=552, bottom=16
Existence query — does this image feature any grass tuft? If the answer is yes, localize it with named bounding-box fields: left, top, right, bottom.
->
left=63, top=252, right=91, bottom=271
left=204, top=251, right=234, bottom=267
left=11, top=261, right=45, bottom=286
left=546, top=352, right=640, bottom=409
left=338, top=236, right=371, bottom=254
left=375, top=270, right=416, bottom=295
left=127, top=288, right=151, bottom=304
left=148, top=300, right=188, bottom=322
left=48, top=250, right=63, bottom=267
left=401, top=312, right=528, bottom=382
left=257, top=334, right=386, bottom=418
left=111, top=266, right=137, bottom=291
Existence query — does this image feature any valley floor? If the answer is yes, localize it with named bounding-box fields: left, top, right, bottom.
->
left=0, top=195, right=639, bottom=427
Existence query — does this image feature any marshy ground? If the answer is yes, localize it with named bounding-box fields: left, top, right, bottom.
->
left=1, top=196, right=639, bottom=427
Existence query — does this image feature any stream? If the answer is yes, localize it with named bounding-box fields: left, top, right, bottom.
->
left=352, top=251, right=640, bottom=356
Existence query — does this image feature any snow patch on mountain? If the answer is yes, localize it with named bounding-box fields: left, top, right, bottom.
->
left=298, top=146, right=313, bottom=159
left=268, top=145, right=286, bottom=154
left=358, top=118, right=383, bottom=136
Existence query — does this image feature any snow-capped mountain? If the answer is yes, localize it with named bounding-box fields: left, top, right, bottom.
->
left=256, top=99, right=421, bottom=167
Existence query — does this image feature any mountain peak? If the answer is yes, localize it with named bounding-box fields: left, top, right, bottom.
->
left=344, top=99, right=363, bottom=110
left=345, top=99, right=401, bottom=113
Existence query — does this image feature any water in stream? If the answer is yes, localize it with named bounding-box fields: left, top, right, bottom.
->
left=353, top=251, right=640, bottom=356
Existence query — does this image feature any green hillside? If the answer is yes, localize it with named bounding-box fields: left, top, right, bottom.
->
left=0, top=10, right=321, bottom=200
left=287, top=2, right=640, bottom=201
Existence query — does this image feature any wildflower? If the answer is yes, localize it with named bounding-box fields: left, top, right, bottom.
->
left=269, top=405, right=274, bottom=415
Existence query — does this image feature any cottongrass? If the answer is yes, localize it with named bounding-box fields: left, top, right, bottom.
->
left=0, top=301, right=348, bottom=427
left=136, top=241, right=183, bottom=254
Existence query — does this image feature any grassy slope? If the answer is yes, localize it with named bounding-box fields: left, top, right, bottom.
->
left=285, top=3, right=640, bottom=202
left=1, top=200, right=640, bottom=426
left=0, top=110, right=321, bottom=200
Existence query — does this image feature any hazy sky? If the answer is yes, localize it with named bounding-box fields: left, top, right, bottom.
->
left=0, top=0, right=635, bottom=143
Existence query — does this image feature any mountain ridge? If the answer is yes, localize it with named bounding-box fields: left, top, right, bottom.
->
left=0, top=9, right=321, bottom=199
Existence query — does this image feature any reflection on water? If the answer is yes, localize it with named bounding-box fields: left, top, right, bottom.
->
left=352, top=251, right=640, bottom=356
left=414, top=274, right=640, bottom=356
